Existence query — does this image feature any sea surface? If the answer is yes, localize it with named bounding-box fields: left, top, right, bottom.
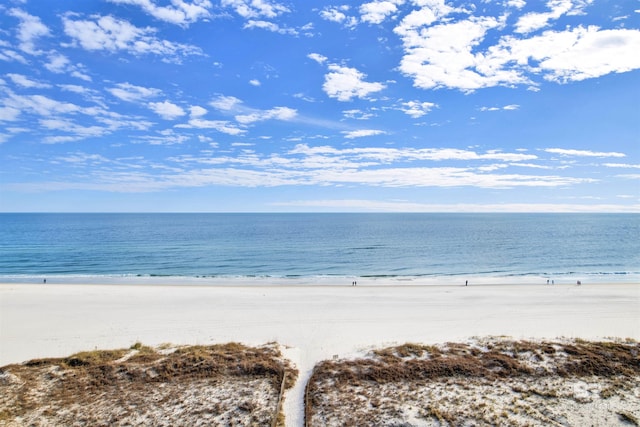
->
left=0, top=213, right=638, bottom=285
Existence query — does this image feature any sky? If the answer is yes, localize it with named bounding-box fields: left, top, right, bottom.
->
left=0, top=0, right=639, bottom=212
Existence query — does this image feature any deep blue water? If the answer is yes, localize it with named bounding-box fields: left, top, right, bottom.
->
left=0, top=213, right=638, bottom=284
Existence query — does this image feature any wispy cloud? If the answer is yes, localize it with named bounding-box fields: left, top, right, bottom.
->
left=480, top=104, right=519, bottom=111
left=307, top=53, right=327, bottom=64
left=342, top=129, right=386, bottom=139
left=271, top=199, right=639, bottom=213
left=208, top=95, right=297, bottom=125
left=107, top=83, right=161, bottom=102
left=62, top=14, right=203, bottom=61
left=235, top=106, right=297, bottom=124
left=319, top=5, right=358, bottom=28
left=514, top=0, right=592, bottom=34
left=7, top=8, right=50, bottom=55
left=243, top=20, right=298, bottom=35
left=107, top=0, right=212, bottom=26
left=544, top=148, right=626, bottom=157
left=221, top=0, right=289, bottom=19
left=175, top=118, right=246, bottom=135
left=148, top=101, right=186, bottom=120
left=6, top=73, right=51, bottom=88
left=399, top=100, right=437, bottom=118
left=603, top=163, right=640, bottom=169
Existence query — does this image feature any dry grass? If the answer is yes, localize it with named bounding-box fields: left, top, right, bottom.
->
left=0, top=343, right=297, bottom=427
left=306, top=338, right=640, bottom=427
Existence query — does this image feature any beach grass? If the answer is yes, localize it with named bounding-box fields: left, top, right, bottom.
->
left=0, top=343, right=298, bottom=426
left=305, top=338, right=640, bottom=426
left=1, top=338, right=639, bottom=426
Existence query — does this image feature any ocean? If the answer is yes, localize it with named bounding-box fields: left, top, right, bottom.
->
left=0, top=213, right=638, bottom=285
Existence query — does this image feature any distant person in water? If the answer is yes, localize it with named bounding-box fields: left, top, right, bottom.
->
left=465, top=280, right=468, bottom=286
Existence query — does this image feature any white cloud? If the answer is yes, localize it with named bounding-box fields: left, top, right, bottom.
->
left=342, top=129, right=386, bottom=139
left=70, top=70, right=92, bottom=82
left=0, top=47, right=28, bottom=64
left=39, top=118, right=110, bottom=142
left=616, top=174, right=640, bottom=180
left=399, top=100, right=437, bottom=118
left=189, top=105, right=208, bottom=117
left=396, top=16, right=527, bottom=92
left=44, top=53, right=69, bottom=73
left=243, top=20, right=297, bottom=35
left=136, top=130, right=190, bottom=145
left=58, top=152, right=110, bottom=164
left=515, top=0, right=573, bottom=34
left=545, top=148, right=626, bottom=157
left=480, top=104, right=519, bottom=111
left=107, top=0, right=212, bottom=26
left=5, top=93, right=81, bottom=116
left=308, top=53, right=327, bottom=64
left=221, top=0, right=289, bottom=19
left=107, top=82, right=161, bottom=102
left=289, top=144, right=538, bottom=163
left=6, top=73, right=51, bottom=88
left=515, top=0, right=593, bottom=34
left=11, top=140, right=610, bottom=193
left=515, top=26, right=640, bottom=83
left=0, top=106, right=21, bottom=121
left=235, top=106, right=297, bottom=124
left=323, top=64, right=386, bottom=101
left=319, top=6, right=358, bottom=28
left=58, top=84, right=93, bottom=95
left=343, top=109, right=375, bottom=120
left=506, top=0, right=526, bottom=9
left=148, top=100, right=186, bottom=120
left=360, top=0, right=404, bottom=25
left=272, top=200, right=639, bottom=213
left=208, top=95, right=296, bottom=125
left=7, top=8, right=50, bottom=55
left=176, top=118, right=245, bottom=135
left=603, top=163, right=640, bottom=169
left=44, top=53, right=92, bottom=81
left=62, top=15, right=203, bottom=61
left=394, top=4, right=640, bottom=92
left=209, top=95, right=242, bottom=111
left=249, top=79, right=261, bottom=86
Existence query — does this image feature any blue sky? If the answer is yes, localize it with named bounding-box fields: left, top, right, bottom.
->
left=0, top=0, right=639, bottom=212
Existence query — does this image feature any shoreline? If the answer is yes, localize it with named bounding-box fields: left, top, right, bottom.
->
left=1, top=273, right=638, bottom=287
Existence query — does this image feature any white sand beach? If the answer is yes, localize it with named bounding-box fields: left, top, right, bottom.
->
left=1, top=281, right=639, bottom=426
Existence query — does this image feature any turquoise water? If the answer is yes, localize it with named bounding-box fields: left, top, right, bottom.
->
left=0, top=213, right=638, bottom=284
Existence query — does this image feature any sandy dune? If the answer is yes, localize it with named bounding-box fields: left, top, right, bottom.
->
left=1, top=281, right=638, bottom=426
